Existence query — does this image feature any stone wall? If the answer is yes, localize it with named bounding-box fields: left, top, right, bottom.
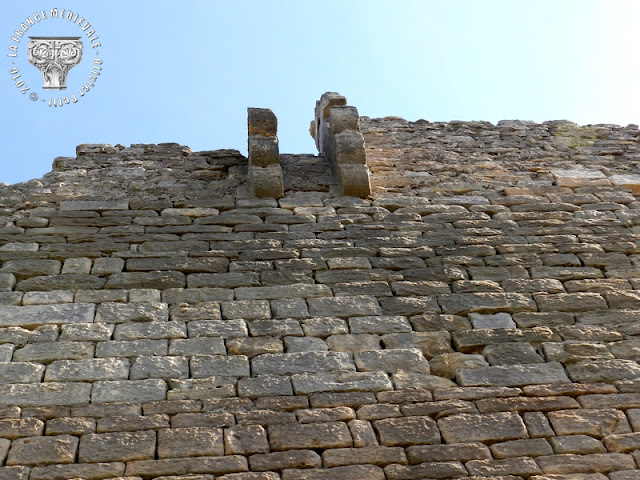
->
left=0, top=98, right=639, bottom=479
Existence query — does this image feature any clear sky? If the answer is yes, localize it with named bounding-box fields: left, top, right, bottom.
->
left=1, top=0, right=639, bottom=185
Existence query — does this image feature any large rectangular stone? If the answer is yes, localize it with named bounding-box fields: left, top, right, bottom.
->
left=0, top=303, right=95, bottom=328
left=91, top=379, right=167, bottom=403
left=79, top=431, right=156, bottom=463
left=0, top=362, right=45, bottom=384
left=292, top=372, right=393, bottom=395
left=235, top=284, right=331, bottom=300
left=452, top=327, right=559, bottom=353
left=437, top=293, right=536, bottom=314
left=61, top=200, right=129, bottom=211
left=28, top=463, right=126, bottom=480
left=6, top=435, right=78, bottom=466
left=307, top=296, right=382, bottom=317
left=45, top=358, right=130, bottom=382
left=124, top=455, right=248, bottom=477
left=0, top=382, right=91, bottom=406
left=269, top=422, right=352, bottom=451
left=437, top=411, right=528, bottom=444
left=252, top=352, right=355, bottom=376
left=457, top=362, right=570, bottom=387
left=95, top=302, right=169, bottom=323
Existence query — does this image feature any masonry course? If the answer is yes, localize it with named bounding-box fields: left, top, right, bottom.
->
left=0, top=93, right=639, bottom=477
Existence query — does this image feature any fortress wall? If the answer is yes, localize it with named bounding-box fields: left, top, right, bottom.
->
left=0, top=99, right=639, bottom=478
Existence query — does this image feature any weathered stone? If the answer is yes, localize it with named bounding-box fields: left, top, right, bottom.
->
left=79, top=431, right=156, bottom=462
left=458, top=362, right=570, bottom=387
left=252, top=352, right=354, bottom=376
left=0, top=303, right=95, bottom=328
left=7, top=435, right=78, bottom=465
left=92, top=379, right=167, bottom=403
left=224, top=425, right=270, bottom=455
left=157, top=427, right=223, bottom=458
left=437, top=411, right=528, bottom=444
left=547, top=408, right=631, bottom=437
left=0, top=382, right=91, bottom=406
left=292, top=372, right=393, bottom=394
left=373, top=416, right=440, bottom=446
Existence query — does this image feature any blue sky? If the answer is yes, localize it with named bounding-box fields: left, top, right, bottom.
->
left=1, top=0, right=639, bottom=185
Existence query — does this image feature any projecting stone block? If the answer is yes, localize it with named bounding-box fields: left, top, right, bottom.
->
left=329, top=106, right=360, bottom=135
left=248, top=107, right=278, bottom=136
left=250, top=165, right=284, bottom=199
left=249, top=136, right=279, bottom=167
left=0, top=303, right=95, bottom=328
left=338, top=163, right=371, bottom=198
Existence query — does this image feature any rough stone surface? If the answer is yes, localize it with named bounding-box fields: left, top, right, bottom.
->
left=0, top=95, right=640, bottom=477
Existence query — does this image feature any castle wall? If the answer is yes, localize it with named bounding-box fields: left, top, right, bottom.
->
left=0, top=108, right=639, bottom=478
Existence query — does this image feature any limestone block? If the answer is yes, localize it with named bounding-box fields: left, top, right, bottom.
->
left=338, top=163, right=371, bottom=198
left=429, top=352, right=488, bottom=379
left=437, top=411, right=528, bottom=444
left=124, top=455, right=248, bottom=477
left=238, top=375, right=293, bottom=398
left=92, top=379, right=167, bottom=403
left=114, top=322, right=187, bottom=341
left=373, top=416, right=440, bottom=447
left=45, top=358, right=130, bottom=382
left=550, top=435, right=607, bottom=454
left=248, top=108, right=278, bottom=137
left=535, top=452, right=635, bottom=474
left=28, top=463, right=126, bottom=480
left=7, top=435, right=78, bottom=466
left=333, top=131, right=366, bottom=165
left=95, top=302, right=169, bottom=323
left=157, top=426, right=223, bottom=458
left=167, top=378, right=236, bottom=400
left=0, top=418, right=44, bottom=438
left=609, top=174, right=640, bottom=193
left=224, top=424, right=270, bottom=455
left=292, top=372, right=393, bottom=395
left=0, top=260, right=62, bottom=282
left=548, top=408, right=631, bottom=437
left=551, top=169, right=610, bottom=188
left=191, top=355, right=250, bottom=378
left=250, top=450, right=321, bottom=471
left=79, top=431, right=156, bottom=463
left=405, top=442, right=491, bottom=463
left=391, top=371, right=457, bottom=389
left=60, top=200, right=129, bottom=211
left=251, top=352, right=354, bottom=376
left=130, top=356, right=189, bottom=380
left=13, top=341, right=94, bottom=363
left=0, top=362, right=44, bottom=384
left=354, top=349, right=430, bottom=374
left=329, top=106, right=360, bottom=135
left=566, top=359, right=640, bottom=383
left=466, top=457, right=543, bottom=477
left=457, top=362, right=570, bottom=387
left=248, top=136, right=279, bottom=168
left=268, top=422, right=352, bottom=451
left=250, top=165, right=284, bottom=199
left=383, top=461, right=467, bottom=480
left=0, top=303, right=95, bottom=328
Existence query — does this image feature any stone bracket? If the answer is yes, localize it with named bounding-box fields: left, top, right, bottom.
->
left=247, top=108, right=284, bottom=198
left=311, top=92, right=371, bottom=198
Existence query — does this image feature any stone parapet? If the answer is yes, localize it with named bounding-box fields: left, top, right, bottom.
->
left=311, top=92, right=371, bottom=197
left=248, top=108, right=284, bottom=199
